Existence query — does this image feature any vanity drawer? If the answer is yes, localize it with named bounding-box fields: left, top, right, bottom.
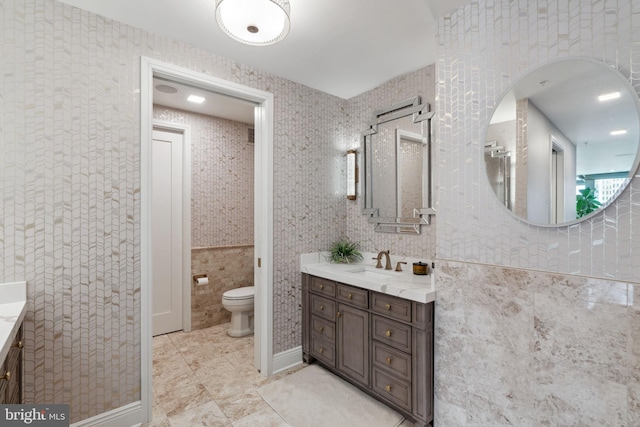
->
left=337, top=284, right=368, bottom=309
left=310, top=276, right=336, bottom=297
left=311, top=295, right=336, bottom=322
left=310, top=335, right=335, bottom=367
left=372, top=315, right=412, bottom=353
left=372, top=341, right=411, bottom=382
left=372, top=367, right=412, bottom=412
left=311, top=315, right=335, bottom=341
left=371, top=293, right=411, bottom=322
left=0, top=363, right=7, bottom=403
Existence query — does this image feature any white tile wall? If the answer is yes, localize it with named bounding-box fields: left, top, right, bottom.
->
left=436, top=0, right=640, bottom=280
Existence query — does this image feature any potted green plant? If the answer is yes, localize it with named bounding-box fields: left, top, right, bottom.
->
left=576, top=187, right=601, bottom=218
left=329, top=238, right=363, bottom=264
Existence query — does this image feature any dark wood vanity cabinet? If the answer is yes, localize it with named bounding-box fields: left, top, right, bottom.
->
left=0, top=324, right=23, bottom=404
left=302, top=274, right=434, bottom=427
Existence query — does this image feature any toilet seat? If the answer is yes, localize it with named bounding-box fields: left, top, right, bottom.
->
left=223, top=286, right=254, bottom=300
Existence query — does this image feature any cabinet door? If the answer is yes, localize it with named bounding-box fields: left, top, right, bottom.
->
left=337, top=303, right=369, bottom=386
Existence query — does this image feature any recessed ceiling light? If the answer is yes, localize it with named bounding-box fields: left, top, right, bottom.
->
left=598, top=91, right=621, bottom=102
left=155, top=84, right=178, bottom=94
left=610, top=129, right=627, bottom=136
left=187, top=95, right=205, bottom=104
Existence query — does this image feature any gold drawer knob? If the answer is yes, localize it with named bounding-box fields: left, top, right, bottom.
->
left=385, top=330, right=392, bottom=337
left=1, top=371, right=10, bottom=381
left=13, top=340, right=23, bottom=349
left=385, top=303, right=392, bottom=310
left=386, top=357, right=392, bottom=364
left=337, top=312, right=341, bottom=317
left=319, top=305, right=324, bottom=310
left=320, top=284, right=324, bottom=290
left=385, top=385, right=392, bottom=392
left=319, top=348, right=324, bottom=353
left=319, top=326, right=324, bottom=333
left=347, top=293, right=353, bottom=299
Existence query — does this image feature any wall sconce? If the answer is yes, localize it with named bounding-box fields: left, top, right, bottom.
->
left=346, top=150, right=358, bottom=200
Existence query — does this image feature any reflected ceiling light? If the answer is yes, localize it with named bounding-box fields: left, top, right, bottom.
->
left=187, top=95, right=205, bottom=104
left=598, top=91, right=621, bottom=102
left=155, top=84, right=178, bottom=94
left=610, top=129, right=627, bottom=136
left=215, top=0, right=291, bottom=46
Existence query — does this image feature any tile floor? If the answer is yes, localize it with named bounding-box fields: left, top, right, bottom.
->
left=145, top=323, right=414, bottom=427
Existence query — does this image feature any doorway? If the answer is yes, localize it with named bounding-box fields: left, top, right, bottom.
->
left=550, top=138, right=565, bottom=224
left=140, top=57, right=275, bottom=423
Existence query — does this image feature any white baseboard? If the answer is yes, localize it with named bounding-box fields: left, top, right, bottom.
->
left=272, top=345, right=303, bottom=374
left=71, top=401, right=143, bottom=427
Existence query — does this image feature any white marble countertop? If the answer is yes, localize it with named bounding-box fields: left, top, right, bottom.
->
left=0, top=281, right=27, bottom=363
left=300, top=252, right=436, bottom=304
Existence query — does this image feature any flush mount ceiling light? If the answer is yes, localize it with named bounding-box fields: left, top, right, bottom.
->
left=598, top=91, right=621, bottom=102
left=187, top=94, right=206, bottom=104
left=215, top=0, right=290, bottom=46
left=610, top=129, right=628, bottom=136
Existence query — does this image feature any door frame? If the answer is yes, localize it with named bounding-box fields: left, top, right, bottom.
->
left=140, top=57, right=275, bottom=422
left=151, top=122, right=192, bottom=334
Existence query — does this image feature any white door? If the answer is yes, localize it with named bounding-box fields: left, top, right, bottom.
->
left=152, top=128, right=184, bottom=336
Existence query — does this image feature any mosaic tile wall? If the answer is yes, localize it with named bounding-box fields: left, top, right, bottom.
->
left=191, top=246, right=254, bottom=330
left=432, top=0, right=640, bottom=425
left=153, top=106, right=255, bottom=248
left=0, top=0, right=345, bottom=421
left=346, top=65, right=437, bottom=260
left=435, top=0, right=640, bottom=280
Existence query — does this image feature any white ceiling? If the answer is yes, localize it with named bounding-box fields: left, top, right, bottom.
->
left=55, top=0, right=469, bottom=99
left=490, top=59, right=640, bottom=176
left=154, top=77, right=256, bottom=123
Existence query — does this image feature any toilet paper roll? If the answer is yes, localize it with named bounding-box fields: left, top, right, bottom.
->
left=195, top=277, right=209, bottom=286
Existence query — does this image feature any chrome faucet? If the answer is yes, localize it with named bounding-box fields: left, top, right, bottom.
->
left=373, top=250, right=392, bottom=270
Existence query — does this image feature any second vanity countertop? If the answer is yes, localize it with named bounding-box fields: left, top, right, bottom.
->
left=0, top=281, right=27, bottom=364
left=300, top=252, right=436, bottom=304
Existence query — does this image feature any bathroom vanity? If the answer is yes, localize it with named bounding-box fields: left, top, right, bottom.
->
left=300, top=254, right=435, bottom=427
left=0, top=281, right=27, bottom=404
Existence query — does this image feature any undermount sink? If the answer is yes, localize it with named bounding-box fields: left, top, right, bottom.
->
left=345, top=266, right=401, bottom=282
left=348, top=268, right=390, bottom=279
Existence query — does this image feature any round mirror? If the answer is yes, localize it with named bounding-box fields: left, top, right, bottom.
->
left=484, top=58, right=640, bottom=226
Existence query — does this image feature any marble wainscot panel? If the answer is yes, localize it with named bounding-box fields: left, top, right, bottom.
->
left=434, top=259, right=634, bottom=426
left=191, top=246, right=254, bottom=330
left=300, top=252, right=435, bottom=303
left=0, top=281, right=27, bottom=364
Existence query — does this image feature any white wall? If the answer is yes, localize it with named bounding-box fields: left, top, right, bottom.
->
left=525, top=100, right=576, bottom=224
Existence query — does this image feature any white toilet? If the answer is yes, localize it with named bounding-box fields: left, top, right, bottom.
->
left=221, top=286, right=255, bottom=337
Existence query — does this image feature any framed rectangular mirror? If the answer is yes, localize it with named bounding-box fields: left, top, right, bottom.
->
left=362, top=96, right=436, bottom=234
